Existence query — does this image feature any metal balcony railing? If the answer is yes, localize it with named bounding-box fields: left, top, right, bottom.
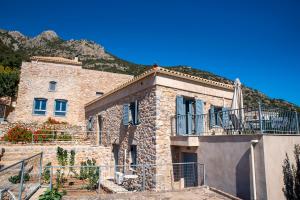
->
left=172, top=106, right=300, bottom=136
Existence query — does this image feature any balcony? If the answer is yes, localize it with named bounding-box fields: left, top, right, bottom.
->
left=171, top=107, right=300, bottom=139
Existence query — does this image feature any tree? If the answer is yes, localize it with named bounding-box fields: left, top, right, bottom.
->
left=0, top=66, right=20, bottom=98
left=282, top=144, right=300, bottom=200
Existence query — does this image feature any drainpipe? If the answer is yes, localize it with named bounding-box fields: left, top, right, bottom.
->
left=250, top=140, right=259, bottom=200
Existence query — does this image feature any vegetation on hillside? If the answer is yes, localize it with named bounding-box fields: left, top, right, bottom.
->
left=0, top=66, right=19, bottom=98
left=0, top=29, right=298, bottom=111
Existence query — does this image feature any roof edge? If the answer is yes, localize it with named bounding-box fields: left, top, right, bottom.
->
left=85, top=67, right=234, bottom=108
left=30, top=56, right=82, bottom=66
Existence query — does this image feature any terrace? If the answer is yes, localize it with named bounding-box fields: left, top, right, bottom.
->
left=171, top=105, right=300, bottom=146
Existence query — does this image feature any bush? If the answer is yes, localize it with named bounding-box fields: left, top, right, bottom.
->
left=282, top=144, right=300, bottom=200
left=4, top=125, right=33, bottom=143
left=38, top=188, right=63, bottom=200
left=9, top=172, right=30, bottom=184
left=43, top=162, right=52, bottom=184
left=78, top=158, right=99, bottom=190
left=8, top=165, right=31, bottom=184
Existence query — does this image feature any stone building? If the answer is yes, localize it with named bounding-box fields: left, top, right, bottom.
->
left=85, top=66, right=234, bottom=190
left=11, top=56, right=132, bottom=126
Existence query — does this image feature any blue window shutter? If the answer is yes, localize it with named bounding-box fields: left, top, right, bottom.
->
left=123, top=104, right=129, bottom=126
left=209, top=106, right=215, bottom=128
left=222, top=107, right=230, bottom=128
left=195, top=99, right=204, bottom=135
left=187, top=101, right=193, bottom=134
left=176, top=96, right=185, bottom=135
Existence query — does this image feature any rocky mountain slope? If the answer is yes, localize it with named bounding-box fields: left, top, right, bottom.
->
left=0, top=29, right=298, bottom=110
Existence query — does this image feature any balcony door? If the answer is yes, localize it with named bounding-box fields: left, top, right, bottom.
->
left=176, top=96, right=204, bottom=135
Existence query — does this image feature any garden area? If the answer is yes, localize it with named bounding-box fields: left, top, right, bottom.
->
left=39, top=147, right=103, bottom=200
left=0, top=118, right=79, bottom=144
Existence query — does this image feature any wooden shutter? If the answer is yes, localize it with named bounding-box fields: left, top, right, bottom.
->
left=195, top=99, right=204, bottom=135
left=176, top=96, right=185, bottom=135
left=187, top=101, right=193, bottom=134
left=209, top=106, right=215, bottom=128
left=123, top=104, right=129, bottom=126
left=222, top=107, right=230, bottom=128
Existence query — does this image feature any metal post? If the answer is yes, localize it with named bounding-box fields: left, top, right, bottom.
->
left=18, top=161, right=25, bottom=200
left=295, top=111, right=299, bottom=134
left=49, top=166, right=53, bottom=191
left=38, top=152, right=43, bottom=186
left=142, top=164, right=146, bottom=191
left=258, top=102, right=263, bottom=134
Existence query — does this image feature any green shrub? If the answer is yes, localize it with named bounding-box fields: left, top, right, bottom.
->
left=38, top=188, right=63, bottom=200
left=78, top=158, right=99, bottom=190
left=282, top=144, right=300, bottom=200
left=9, top=172, right=30, bottom=184
left=8, top=165, right=33, bottom=184
left=43, top=162, right=52, bottom=184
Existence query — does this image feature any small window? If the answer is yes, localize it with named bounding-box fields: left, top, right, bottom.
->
left=130, top=145, right=137, bottom=169
left=96, top=92, right=104, bottom=96
left=87, top=116, right=94, bottom=131
left=54, top=99, right=67, bottom=116
left=33, top=98, right=47, bottom=115
left=49, top=81, right=57, bottom=92
left=123, top=101, right=140, bottom=126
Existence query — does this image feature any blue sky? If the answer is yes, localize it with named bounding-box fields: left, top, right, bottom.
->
left=1, top=0, right=299, bottom=105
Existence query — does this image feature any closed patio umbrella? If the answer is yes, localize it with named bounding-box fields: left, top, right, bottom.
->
left=231, top=78, right=245, bottom=130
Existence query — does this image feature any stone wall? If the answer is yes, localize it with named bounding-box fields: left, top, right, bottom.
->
left=86, top=86, right=157, bottom=189
left=12, top=61, right=132, bottom=126
left=1, top=144, right=111, bottom=166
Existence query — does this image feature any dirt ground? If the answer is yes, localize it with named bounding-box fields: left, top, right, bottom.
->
left=61, top=187, right=238, bottom=200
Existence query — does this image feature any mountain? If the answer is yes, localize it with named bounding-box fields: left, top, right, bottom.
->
left=0, top=29, right=298, bottom=111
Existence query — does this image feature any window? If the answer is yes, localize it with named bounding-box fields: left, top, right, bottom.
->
left=87, top=116, right=94, bottom=131
left=209, top=106, right=223, bottom=128
left=33, top=98, right=47, bottom=115
left=96, top=92, right=104, bottom=96
left=123, top=100, right=140, bottom=125
left=49, top=81, right=57, bottom=92
left=54, top=99, right=67, bottom=116
left=130, top=145, right=137, bottom=169
left=176, top=96, right=204, bottom=135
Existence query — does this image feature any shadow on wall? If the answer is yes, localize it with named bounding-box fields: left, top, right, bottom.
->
left=236, top=148, right=251, bottom=200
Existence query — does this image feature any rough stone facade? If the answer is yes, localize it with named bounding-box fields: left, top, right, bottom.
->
left=11, top=59, right=132, bottom=126
left=1, top=144, right=111, bottom=166
left=85, top=68, right=234, bottom=191
left=86, top=84, right=157, bottom=190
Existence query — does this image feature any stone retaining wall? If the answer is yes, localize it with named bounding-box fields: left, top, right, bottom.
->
left=1, top=144, right=111, bottom=166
